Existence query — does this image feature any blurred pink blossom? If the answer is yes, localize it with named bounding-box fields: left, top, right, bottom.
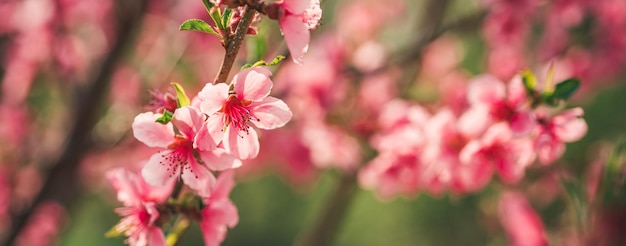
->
left=199, top=170, right=239, bottom=246
left=499, top=191, right=548, bottom=246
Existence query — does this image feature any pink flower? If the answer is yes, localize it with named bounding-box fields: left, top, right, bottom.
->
left=457, top=74, right=535, bottom=138
left=499, top=191, right=548, bottom=246
left=359, top=153, right=421, bottom=200
left=197, top=67, right=292, bottom=160
left=199, top=170, right=239, bottom=246
left=276, top=0, right=322, bottom=64
left=106, top=168, right=174, bottom=246
left=533, top=107, right=587, bottom=164
left=460, top=123, right=536, bottom=184
left=132, top=106, right=241, bottom=194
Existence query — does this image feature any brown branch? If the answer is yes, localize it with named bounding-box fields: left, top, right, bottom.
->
left=2, top=0, right=148, bottom=244
left=214, top=7, right=257, bottom=84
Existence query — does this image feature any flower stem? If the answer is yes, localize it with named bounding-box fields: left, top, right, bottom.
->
left=214, top=7, right=257, bottom=84
left=166, top=217, right=190, bottom=246
left=296, top=172, right=358, bottom=246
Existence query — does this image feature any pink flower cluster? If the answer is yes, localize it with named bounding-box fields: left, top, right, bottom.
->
left=359, top=73, right=587, bottom=199
left=359, top=75, right=587, bottom=198
left=108, top=67, right=292, bottom=245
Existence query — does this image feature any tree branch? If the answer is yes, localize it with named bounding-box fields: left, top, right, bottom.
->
left=214, top=7, right=257, bottom=84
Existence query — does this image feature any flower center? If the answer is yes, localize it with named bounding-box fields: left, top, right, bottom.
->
left=220, top=94, right=256, bottom=133
left=160, top=136, right=193, bottom=178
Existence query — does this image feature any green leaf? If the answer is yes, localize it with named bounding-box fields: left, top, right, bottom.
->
left=241, top=55, right=287, bottom=69
left=156, top=110, right=174, bottom=124
left=521, top=69, right=537, bottom=95
left=222, top=8, right=233, bottom=31
left=552, top=78, right=580, bottom=101
left=179, top=19, right=220, bottom=37
left=210, top=8, right=225, bottom=31
left=171, top=82, right=190, bottom=107
left=201, top=0, right=215, bottom=14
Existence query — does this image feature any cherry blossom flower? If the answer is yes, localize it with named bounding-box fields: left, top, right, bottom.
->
left=197, top=67, right=292, bottom=160
left=533, top=107, right=587, bottom=164
left=457, top=75, right=535, bottom=138
left=132, top=106, right=240, bottom=194
left=460, top=123, right=536, bottom=184
left=276, top=0, right=322, bottom=64
left=199, top=170, right=238, bottom=246
left=106, top=168, right=174, bottom=246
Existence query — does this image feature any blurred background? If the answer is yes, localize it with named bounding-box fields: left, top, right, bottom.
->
left=1, top=0, right=626, bottom=245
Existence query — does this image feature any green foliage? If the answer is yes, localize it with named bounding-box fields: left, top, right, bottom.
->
left=171, top=82, right=191, bottom=107
left=241, top=55, right=286, bottom=69
left=156, top=110, right=174, bottom=124
left=179, top=19, right=220, bottom=37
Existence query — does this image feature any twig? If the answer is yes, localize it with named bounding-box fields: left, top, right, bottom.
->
left=2, top=0, right=148, bottom=244
left=214, top=7, right=257, bottom=84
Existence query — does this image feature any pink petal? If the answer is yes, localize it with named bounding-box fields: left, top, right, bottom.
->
left=194, top=116, right=225, bottom=151
left=181, top=160, right=216, bottom=198
left=459, top=141, right=482, bottom=165
left=507, top=75, right=528, bottom=108
left=146, top=227, right=167, bottom=246
left=280, top=15, right=310, bottom=65
left=535, top=132, right=565, bottom=164
left=467, top=74, right=506, bottom=105
left=198, top=83, right=229, bottom=114
left=223, top=125, right=260, bottom=160
left=233, top=67, right=273, bottom=102
left=132, top=112, right=174, bottom=148
left=250, top=96, right=293, bottom=130
left=510, top=111, right=536, bottom=136
left=457, top=106, right=490, bottom=138
left=553, top=107, right=587, bottom=142
left=141, top=152, right=179, bottom=187
left=106, top=168, right=142, bottom=207
left=499, top=192, right=548, bottom=246
left=210, top=170, right=236, bottom=201
left=280, top=0, right=311, bottom=14
left=482, top=123, right=513, bottom=146
left=171, top=106, right=204, bottom=138
left=200, top=148, right=242, bottom=171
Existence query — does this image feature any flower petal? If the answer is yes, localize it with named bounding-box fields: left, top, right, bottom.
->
left=200, top=148, right=242, bottom=171
left=147, top=227, right=167, bottom=246
left=280, top=0, right=311, bottom=14
left=141, top=152, right=179, bottom=187
left=280, top=15, right=310, bottom=65
left=223, top=125, right=260, bottom=160
left=554, top=107, right=587, bottom=142
left=106, top=168, right=142, bottom=207
left=132, top=112, right=174, bottom=148
left=198, top=83, right=229, bottom=115
left=181, top=159, right=216, bottom=197
left=171, top=106, right=205, bottom=138
left=233, top=67, right=273, bottom=102
left=467, top=74, right=506, bottom=105
left=194, top=115, right=225, bottom=151
left=250, top=96, right=293, bottom=130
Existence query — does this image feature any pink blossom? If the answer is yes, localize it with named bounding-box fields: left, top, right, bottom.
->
left=301, top=120, right=361, bottom=171
left=359, top=153, right=421, bottom=200
left=460, top=123, right=536, bottom=184
left=16, top=202, right=66, bottom=246
left=533, top=107, right=587, bottom=164
left=199, top=170, right=239, bottom=246
left=457, top=74, right=535, bottom=138
left=107, top=168, right=173, bottom=246
left=133, top=106, right=241, bottom=194
left=197, top=67, right=292, bottom=160
left=499, top=191, right=548, bottom=246
left=276, top=0, right=322, bottom=64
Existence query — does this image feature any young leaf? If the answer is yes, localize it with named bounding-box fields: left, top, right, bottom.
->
left=210, top=8, right=225, bottom=31
left=179, top=19, right=220, bottom=37
left=521, top=69, right=537, bottom=96
left=171, top=82, right=191, bottom=107
left=156, top=110, right=174, bottom=124
left=105, top=225, right=124, bottom=238
left=552, top=78, right=580, bottom=101
left=222, top=8, right=234, bottom=31
left=241, top=55, right=287, bottom=69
